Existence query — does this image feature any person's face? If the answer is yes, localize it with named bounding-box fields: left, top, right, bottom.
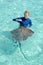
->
left=24, top=13, right=29, bottom=19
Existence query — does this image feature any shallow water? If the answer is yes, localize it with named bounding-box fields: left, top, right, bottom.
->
left=0, top=0, right=43, bottom=65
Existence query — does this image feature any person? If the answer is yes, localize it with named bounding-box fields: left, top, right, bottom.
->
left=11, top=10, right=34, bottom=42
left=13, top=10, right=32, bottom=28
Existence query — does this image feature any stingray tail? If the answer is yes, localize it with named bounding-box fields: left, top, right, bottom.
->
left=18, top=43, right=41, bottom=62
left=19, top=42, right=29, bottom=61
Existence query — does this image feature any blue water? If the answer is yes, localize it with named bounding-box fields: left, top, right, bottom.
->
left=0, top=0, right=43, bottom=65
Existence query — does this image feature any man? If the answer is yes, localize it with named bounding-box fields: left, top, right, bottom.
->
left=13, top=11, right=32, bottom=28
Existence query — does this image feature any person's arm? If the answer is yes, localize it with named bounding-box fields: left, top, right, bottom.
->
left=12, top=17, right=22, bottom=22
left=28, top=19, right=32, bottom=27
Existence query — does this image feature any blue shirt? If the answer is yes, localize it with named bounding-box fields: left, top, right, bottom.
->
left=13, top=17, right=32, bottom=28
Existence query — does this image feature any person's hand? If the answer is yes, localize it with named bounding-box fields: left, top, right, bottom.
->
left=16, top=19, right=22, bottom=22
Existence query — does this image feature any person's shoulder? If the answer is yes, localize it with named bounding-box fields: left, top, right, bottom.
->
left=28, top=18, right=31, bottom=20
left=27, top=18, right=32, bottom=23
left=28, top=18, right=31, bottom=21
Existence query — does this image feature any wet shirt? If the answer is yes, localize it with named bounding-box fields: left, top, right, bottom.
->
left=13, top=17, right=32, bottom=28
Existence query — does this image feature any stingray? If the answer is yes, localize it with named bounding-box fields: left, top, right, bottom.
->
left=11, top=26, right=34, bottom=61
left=11, top=27, right=34, bottom=42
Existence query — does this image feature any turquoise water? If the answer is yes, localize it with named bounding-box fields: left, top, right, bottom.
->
left=0, top=0, right=43, bottom=65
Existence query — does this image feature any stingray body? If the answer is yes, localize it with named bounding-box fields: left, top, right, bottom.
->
left=11, top=26, right=34, bottom=61
left=11, top=26, right=34, bottom=42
